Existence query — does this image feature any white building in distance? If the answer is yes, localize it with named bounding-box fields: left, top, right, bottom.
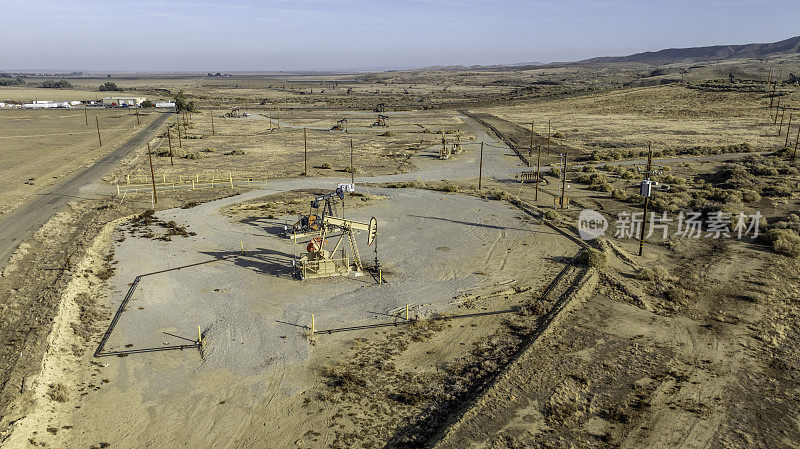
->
left=23, top=101, right=72, bottom=109
left=102, top=97, right=145, bottom=107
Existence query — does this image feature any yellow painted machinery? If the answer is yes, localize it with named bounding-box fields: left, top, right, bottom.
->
left=330, top=118, right=347, bottom=131
left=285, top=188, right=344, bottom=241
left=372, top=114, right=388, bottom=127
left=295, top=215, right=378, bottom=280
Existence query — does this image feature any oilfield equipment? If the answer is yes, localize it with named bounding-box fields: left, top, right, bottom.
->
left=554, top=153, right=571, bottom=209
left=517, top=171, right=543, bottom=183
left=284, top=187, right=345, bottom=241
left=224, top=108, right=243, bottom=118
left=636, top=145, right=665, bottom=256
left=372, top=114, right=388, bottom=127
left=330, top=118, right=348, bottom=131
left=439, top=131, right=451, bottom=160
left=294, top=214, right=378, bottom=280
left=438, top=131, right=463, bottom=160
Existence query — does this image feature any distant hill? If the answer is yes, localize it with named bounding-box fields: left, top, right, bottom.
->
left=583, top=35, right=800, bottom=65
left=417, top=62, right=544, bottom=71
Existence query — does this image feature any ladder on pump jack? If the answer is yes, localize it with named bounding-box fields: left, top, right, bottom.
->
left=347, top=227, right=362, bottom=272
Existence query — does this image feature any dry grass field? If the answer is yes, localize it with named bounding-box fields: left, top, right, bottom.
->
left=108, top=109, right=477, bottom=184
left=480, top=84, right=799, bottom=161
left=0, top=106, right=158, bottom=215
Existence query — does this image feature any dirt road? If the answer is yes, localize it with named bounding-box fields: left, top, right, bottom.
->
left=0, top=112, right=171, bottom=268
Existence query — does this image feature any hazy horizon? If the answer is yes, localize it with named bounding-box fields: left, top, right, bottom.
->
left=1, top=0, right=799, bottom=72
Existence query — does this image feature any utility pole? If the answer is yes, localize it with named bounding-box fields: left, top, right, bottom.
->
left=547, top=120, right=551, bottom=155
left=303, top=128, right=308, bottom=175
left=148, top=143, right=157, bottom=204
left=84, top=106, right=88, bottom=125
left=638, top=144, right=654, bottom=257
left=770, top=83, right=776, bottom=109
left=529, top=120, right=534, bottom=157
left=350, top=138, right=355, bottom=196
left=559, top=153, right=567, bottom=209
left=211, top=110, right=215, bottom=136
left=535, top=144, right=541, bottom=201
left=136, top=108, right=140, bottom=126
left=478, top=141, right=484, bottom=190
left=778, top=106, right=786, bottom=135
left=167, top=126, right=174, bottom=166
left=794, top=125, right=800, bottom=159
left=95, top=116, right=101, bottom=147
left=786, top=114, right=793, bottom=148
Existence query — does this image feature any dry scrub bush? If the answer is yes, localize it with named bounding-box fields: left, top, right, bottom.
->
left=322, top=364, right=369, bottom=390
left=769, top=230, right=800, bottom=258
left=662, top=174, right=686, bottom=185
left=611, top=188, right=630, bottom=201
left=766, top=217, right=800, bottom=258
left=575, top=172, right=612, bottom=192
left=636, top=266, right=676, bottom=283
left=577, top=248, right=607, bottom=269
left=47, top=383, right=69, bottom=403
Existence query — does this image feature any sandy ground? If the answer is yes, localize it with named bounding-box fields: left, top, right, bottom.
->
left=2, top=218, right=119, bottom=448
left=4, top=184, right=577, bottom=448
left=433, top=232, right=800, bottom=448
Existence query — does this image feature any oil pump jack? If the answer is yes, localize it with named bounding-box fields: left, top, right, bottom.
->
left=284, top=188, right=344, bottom=241
left=372, top=115, right=388, bottom=127
left=285, top=187, right=380, bottom=280
left=295, top=214, right=378, bottom=280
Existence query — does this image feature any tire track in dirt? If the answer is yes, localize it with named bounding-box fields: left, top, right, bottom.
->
left=429, top=259, right=594, bottom=448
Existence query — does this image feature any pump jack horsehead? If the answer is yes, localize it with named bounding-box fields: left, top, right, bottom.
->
left=295, top=212, right=378, bottom=280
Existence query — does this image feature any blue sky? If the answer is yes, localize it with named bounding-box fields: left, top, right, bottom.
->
left=1, top=0, right=798, bottom=71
